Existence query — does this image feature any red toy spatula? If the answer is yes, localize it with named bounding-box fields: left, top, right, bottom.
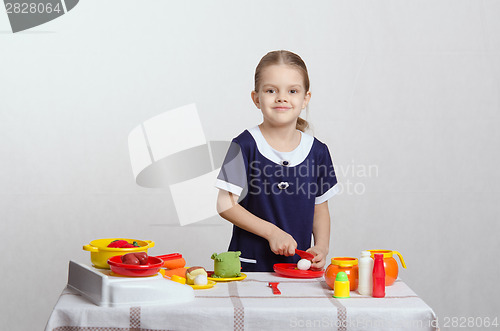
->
left=268, top=282, right=281, bottom=295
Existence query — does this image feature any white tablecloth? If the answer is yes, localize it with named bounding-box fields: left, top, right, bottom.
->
left=45, top=272, right=437, bottom=331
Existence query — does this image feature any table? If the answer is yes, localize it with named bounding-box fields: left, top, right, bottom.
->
left=45, top=272, right=437, bottom=331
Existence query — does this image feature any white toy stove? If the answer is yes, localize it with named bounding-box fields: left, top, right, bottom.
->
left=67, top=260, right=194, bottom=307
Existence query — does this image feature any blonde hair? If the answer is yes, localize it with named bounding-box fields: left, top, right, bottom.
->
left=254, top=50, right=310, bottom=132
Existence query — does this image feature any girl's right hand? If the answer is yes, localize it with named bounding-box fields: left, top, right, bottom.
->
left=268, top=226, right=297, bottom=256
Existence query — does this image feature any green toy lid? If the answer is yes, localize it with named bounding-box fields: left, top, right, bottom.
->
left=335, top=271, right=348, bottom=281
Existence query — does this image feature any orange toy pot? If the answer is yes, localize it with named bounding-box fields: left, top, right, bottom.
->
left=325, top=257, right=358, bottom=291
left=367, top=250, right=406, bottom=286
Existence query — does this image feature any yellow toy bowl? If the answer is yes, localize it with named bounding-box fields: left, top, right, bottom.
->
left=83, top=238, right=155, bottom=269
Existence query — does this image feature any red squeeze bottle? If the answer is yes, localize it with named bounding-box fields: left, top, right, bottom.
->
left=372, top=253, right=386, bottom=298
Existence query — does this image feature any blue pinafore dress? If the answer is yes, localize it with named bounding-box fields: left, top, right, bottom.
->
left=215, top=126, right=339, bottom=272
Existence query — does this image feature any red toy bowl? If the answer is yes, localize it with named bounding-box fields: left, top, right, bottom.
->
left=273, top=263, right=325, bottom=278
left=107, top=255, right=164, bottom=277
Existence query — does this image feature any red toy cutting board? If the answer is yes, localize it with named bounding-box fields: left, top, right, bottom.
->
left=273, top=263, right=325, bottom=278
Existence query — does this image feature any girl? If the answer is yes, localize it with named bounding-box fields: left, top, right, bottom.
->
left=215, top=50, right=339, bottom=272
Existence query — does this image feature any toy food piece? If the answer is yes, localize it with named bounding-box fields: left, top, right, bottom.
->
left=171, top=275, right=187, bottom=284
left=163, top=257, right=186, bottom=270
left=211, top=251, right=241, bottom=278
left=121, top=252, right=149, bottom=265
left=185, top=267, right=208, bottom=285
left=121, top=253, right=140, bottom=265
left=107, top=239, right=141, bottom=248
left=133, top=252, right=148, bottom=265
left=194, top=274, right=208, bottom=285
left=163, top=268, right=189, bottom=279
left=156, top=253, right=186, bottom=269
left=297, top=259, right=312, bottom=270
left=108, top=240, right=128, bottom=248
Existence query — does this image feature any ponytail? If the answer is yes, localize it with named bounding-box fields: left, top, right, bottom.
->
left=296, top=117, right=309, bottom=132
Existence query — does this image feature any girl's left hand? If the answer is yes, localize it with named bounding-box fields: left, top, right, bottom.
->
left=306, top=246, right=329, bottom=269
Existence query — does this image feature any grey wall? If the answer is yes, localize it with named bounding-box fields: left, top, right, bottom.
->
left=1, top=0, right=499, bottom=330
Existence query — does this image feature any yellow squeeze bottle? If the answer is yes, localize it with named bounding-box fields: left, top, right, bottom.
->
left=333, top=271, right=350, bottom=298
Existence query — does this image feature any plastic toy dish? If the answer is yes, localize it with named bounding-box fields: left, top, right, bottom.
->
left=188, top=280, right=216, bottom=290
left=273, top=263, right=325, bottom=278
left=207, top=272, right=247, bottom=282
left=107, top=255, right=164, bottom=277
left=83, top=238, right=155, bottom=269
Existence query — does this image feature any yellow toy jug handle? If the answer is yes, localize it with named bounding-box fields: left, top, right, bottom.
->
left=83, top=244, right=99, bottom=252
left=393, top=251, right=406, bottom=269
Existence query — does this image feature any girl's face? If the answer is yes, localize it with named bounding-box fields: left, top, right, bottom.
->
left=251, top=64, right=311, bottom=128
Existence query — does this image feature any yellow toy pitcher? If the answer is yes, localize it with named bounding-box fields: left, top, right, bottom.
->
left=367, top=250, right=406, bottom=286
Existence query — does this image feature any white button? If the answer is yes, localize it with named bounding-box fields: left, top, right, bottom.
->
left=277, top=182, right=289, bottom=190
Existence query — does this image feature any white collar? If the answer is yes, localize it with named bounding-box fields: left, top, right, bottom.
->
left=248, top=125, right=314, bottom=167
